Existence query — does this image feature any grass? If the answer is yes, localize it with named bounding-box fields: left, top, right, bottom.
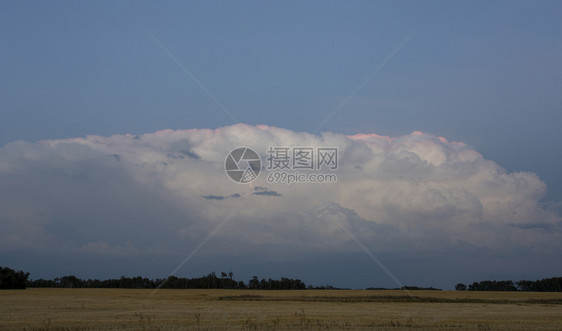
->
left=1, top=288, right=562, bottom=329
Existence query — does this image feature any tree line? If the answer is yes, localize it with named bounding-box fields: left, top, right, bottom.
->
left=24, top=271, right=312, bottom=290
left=4, top=265, right=561, bottom=292
left=455, top=277, right=562, bottom=292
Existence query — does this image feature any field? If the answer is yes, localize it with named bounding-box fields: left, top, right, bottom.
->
left=1, top=288, right=562, bottom=330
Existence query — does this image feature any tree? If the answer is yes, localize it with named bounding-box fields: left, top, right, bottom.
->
left=455, top=283, right=467, bottom=291
left=467, top=282, right=479, bottom=291
left=467, top=280, right=517, bottom=291
left=60, top=275, right=82, bottom=288
left=249, top=276, right=259, bottom=289
left=0, top=266, right=30, bottom=289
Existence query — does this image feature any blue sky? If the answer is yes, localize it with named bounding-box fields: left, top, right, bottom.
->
left=1, top=1, right=562, bottom=288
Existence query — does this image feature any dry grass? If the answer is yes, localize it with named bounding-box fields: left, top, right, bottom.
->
left=1, top=288, right=562, bottom=330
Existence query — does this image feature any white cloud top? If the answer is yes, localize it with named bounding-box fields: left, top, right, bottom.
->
left=1, top=124, right=560, bottom=262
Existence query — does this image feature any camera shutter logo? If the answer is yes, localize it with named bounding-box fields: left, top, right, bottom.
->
left=225, top=147, right=261, bottom=183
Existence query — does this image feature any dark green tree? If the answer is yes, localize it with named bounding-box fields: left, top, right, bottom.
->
left=455, top=283, right=467, bottom=291
left=0, top=266, right=30, bottom=289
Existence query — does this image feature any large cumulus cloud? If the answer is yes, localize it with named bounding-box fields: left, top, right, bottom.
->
left=1, top=124, right=560, bottom=283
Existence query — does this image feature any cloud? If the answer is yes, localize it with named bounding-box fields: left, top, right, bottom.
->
left=201, top=195, right=228, bottom=200
left=0, top=124, right=561, bottom=283
left=253, top=187, right=282, bottom=196
left=253, top=191, right=282, bottom=196
left=167, top=150, right=200, bottom=160
left=508, top=221, right=562, bottom=233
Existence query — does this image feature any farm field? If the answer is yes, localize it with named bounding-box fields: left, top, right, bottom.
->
left=1, top=288, right=562, bottom=330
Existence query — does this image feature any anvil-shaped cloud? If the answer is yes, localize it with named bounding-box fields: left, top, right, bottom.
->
left=1, top=124, right=560, bottom=285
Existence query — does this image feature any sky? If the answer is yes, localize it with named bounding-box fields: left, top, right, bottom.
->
left=1, top=1, right=561, bottom=289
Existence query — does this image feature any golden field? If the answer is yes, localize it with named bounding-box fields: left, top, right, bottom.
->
left=1, top=288, right=561, bottom=330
